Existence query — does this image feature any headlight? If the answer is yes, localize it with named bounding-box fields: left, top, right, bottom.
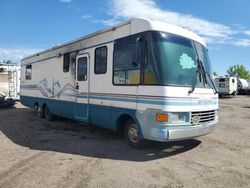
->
left=155, top=112, right=189, bottom=125
left=169, top=112, right=189, bottom=124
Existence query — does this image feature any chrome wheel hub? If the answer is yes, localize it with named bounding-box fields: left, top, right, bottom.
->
left=128, top=126, right=139, bottom=143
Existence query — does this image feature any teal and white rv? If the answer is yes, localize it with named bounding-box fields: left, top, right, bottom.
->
left=21, top=18, right=219, bottom=148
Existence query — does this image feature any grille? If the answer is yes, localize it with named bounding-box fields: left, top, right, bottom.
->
left=191, top=110, right=216, bottom=125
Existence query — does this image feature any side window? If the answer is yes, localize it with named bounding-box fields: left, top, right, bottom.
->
left=95, top=46, right=107, bottom=74
left=77, top=57, right=87, bottom=81
left=113, top=35, right=141, bottom=85
left=219, top=78, right=225, bottom=82
left=63, top=53, right=70, bottom=72
left=25, top=65, right=32, bottom=80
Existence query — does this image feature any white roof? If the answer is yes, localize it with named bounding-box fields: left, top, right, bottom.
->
left=130, top=18, right=206, bottom=46
left=22, top=18, right=207, bottom=61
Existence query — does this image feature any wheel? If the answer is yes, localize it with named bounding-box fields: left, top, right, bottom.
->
left=125, top=119, right=147, bottom=149
left=44, top=105, right=55, bottom=121
left=36, top=104, right=45, bottom=118
left=233, top=91, right=237, bottom=96
left=34, top=104, right=38, bottom=112
left=6, top=98, right=15, bottom=106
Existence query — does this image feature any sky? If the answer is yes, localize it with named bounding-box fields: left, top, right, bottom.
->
left=0, top=0, right=250, bottom=76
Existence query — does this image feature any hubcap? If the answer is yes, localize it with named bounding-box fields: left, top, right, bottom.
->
left=128, top=126, right=140, bottom=143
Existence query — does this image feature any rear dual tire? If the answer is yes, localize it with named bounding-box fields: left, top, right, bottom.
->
left=35, top=104, right=44, bottom=118
left=45, top=105, right=55, bottom=121
left=35, top=104, right=55, bottom=121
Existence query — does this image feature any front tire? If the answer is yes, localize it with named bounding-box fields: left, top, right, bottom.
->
left=125, top=119, right=147, bottom=149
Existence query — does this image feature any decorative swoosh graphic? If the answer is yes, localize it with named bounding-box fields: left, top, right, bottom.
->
left=36, top=78, right=76, bottom=98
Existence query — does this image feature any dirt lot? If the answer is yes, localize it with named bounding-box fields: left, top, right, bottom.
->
left=0, top=96, right=249, bottom=188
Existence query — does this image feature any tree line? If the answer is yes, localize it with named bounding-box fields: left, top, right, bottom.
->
left=214, top=64, right=250, bottom=79
left=226, top=65, right=250, bottom=79
left=0, top=60, right=14, bottom=64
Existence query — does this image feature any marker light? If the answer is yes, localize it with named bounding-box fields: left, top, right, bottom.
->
left=156, top=113, right=168, bottom=122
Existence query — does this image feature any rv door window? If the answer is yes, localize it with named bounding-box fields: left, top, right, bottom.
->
left=94, top=46, right=107, bottom=74
left=77, top=57, right=87, bottom=81
left=63, top=53, right=70, bottom=72
left=25, top=65, right=32, bottom=80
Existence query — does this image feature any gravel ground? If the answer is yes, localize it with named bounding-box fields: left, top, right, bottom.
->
left=0, top=96, right=249, bottom=188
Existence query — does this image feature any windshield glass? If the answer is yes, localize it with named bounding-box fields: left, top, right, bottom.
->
left=144, top=31, right=213, bottom=88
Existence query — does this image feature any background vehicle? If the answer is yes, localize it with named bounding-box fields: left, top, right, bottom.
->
left=237, top=78, right=249, bottom=95
left=0, top=62, right=20, bottom=106
left=20, top=18, right=218, bottom=148
left=215, top=77, right=237, bottom=96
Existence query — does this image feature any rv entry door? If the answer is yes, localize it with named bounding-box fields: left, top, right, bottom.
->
left=74, top=54, right=89, bottom=121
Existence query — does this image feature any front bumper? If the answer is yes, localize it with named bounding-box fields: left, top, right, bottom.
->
left=143, top=121, right=217, bottom=142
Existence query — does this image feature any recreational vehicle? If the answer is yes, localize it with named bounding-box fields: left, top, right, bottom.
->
left=215, top=77, right=237, bottom=96
left=238, top=78, right=249, bottom=95
left=0, top=62, right=20, bottom=106
left=21, top=18, right=219, bottom=148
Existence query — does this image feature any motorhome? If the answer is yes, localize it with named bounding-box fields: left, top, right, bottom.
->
left=0, top=62, right=20, bottom=106
left=215, top=77, right=237, bottom=96
left=20, top=18, right=219, bottom=148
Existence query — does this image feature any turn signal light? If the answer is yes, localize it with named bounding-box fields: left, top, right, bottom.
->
left=156, top=113, right=168, bottom=122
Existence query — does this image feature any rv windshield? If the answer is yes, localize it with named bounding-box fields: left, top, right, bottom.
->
left=144, top=31, right=214, bottom=88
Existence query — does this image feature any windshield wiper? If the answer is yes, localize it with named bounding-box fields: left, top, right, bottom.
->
left=188, top=59, right=218, bottom=94
left=203, top=70, right=218, bottom=94
left=198, top=59, right=218, bottom=94
left=188, top=59, right=202, bottom=94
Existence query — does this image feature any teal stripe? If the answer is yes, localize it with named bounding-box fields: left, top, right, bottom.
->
left=90, top=95, right=137, bottom=103
left=21, top=87, right=218, bottom=106
left=87, top=95, right=217, bottom=106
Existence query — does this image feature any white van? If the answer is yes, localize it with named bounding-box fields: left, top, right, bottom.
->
left=20, top=18, right=219, bottom=148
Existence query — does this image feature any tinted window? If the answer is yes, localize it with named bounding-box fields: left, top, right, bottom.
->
left=219, top=78, right=225, bottom=82
left=113, top=35, right=141, bottom=85
left=77, top=57, right=87, bottom=81
left=25, top=65, right=32, bottom=80
left=95, top=46, right=107, bottom=74
left=63, top=53, right=70, bottom=72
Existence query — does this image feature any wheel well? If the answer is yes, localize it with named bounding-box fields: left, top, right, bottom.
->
left=116, top=114, right=133, bottom=132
